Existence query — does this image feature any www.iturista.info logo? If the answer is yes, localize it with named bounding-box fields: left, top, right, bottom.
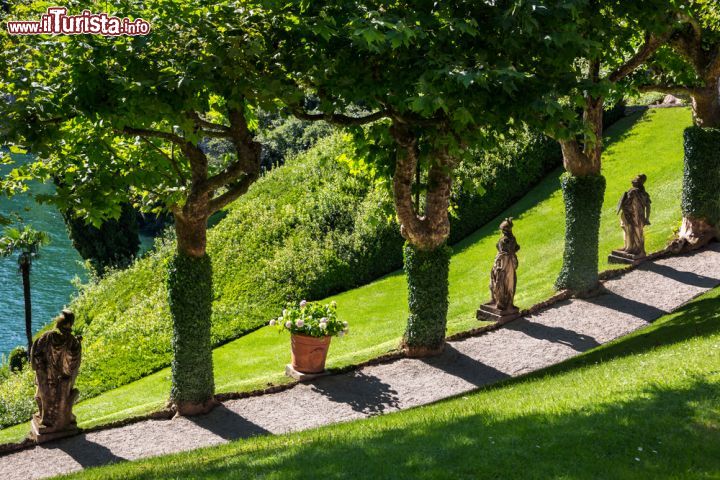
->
left=6, top=7, right=151, bottom=36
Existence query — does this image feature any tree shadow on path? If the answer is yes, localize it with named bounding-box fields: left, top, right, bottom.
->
left=505, top=320, right=601, bottom=352
left=46, top=434, right=126, bottom=468
left=310, top=372, right=401, bottom=415
left=587, top=292, right=667, bottom=322
left=420, top=344, right=510, bottom=387
left=187, top=405, right=270, bottom=441
left=641, top=262, right=720, bottom=289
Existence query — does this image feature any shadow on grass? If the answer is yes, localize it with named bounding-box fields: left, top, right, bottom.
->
left=117, top=377, right=720, bottom=479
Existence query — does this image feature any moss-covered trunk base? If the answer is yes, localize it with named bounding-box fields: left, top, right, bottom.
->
left=401, top=243, right=451, bottom=358
left=168, top=253, right=215, bottom=416
left=555, top=174, right=606, bottom=293
left=676, top=127, right=720, bottom=251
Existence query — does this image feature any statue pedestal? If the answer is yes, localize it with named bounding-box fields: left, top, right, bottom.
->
left=476, top=303, right=520, bottom=324
left=30, top=416, right=78, bottom=444
left=608, top=249, right=646, bottom=265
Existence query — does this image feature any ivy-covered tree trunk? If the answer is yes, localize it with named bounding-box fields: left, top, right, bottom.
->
left=402, top=242, right=451, bottom=355
left=677, top=126, right=720, bottom=250
left=555, top=173, right=606, bottom=292
left=391, top=122, right=454, bottom=357
left=555, top=97, right=606, bottom=294
left=168, top=202, right=216, bottom=416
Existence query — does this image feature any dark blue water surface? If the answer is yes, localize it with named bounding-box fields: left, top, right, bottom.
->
left=0, top=154, right=87, bottom=357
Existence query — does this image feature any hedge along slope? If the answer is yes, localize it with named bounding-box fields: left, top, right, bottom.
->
left=0, top=129, right=560, bottom=428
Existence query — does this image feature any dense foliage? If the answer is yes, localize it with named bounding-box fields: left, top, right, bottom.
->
left=62, top=203, right=140, bottom=276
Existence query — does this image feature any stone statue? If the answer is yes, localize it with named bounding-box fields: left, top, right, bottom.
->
left=610, top=174, right=651, bottom=263
left=30, top=309, right=82, bottom=443
left=478, top=218, right=521, bottom=322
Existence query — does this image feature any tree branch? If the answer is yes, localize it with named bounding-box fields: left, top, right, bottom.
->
left=187, top=111, right=231, bottom=133
left=119, top=126, right=185, bottom=145
left=293, top=109, right=388, bottom=126
left=638, top=84, right=693, bottom=96
left=609, top=33, right=670, bottom=83
left=207, top=174, right=257, bottom=213
left=140, top=137, right=187, bottom=186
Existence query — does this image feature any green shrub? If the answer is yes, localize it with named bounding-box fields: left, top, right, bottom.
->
left=555, top=173, right=607, bottom=292
left=681, top=127, right=720, bottom=226
left=62, top=202, right=140, bottom=276
left=402, top=243, right=452, bottom=351
left=0, top=368, right=34, bottom=429
left=8, top=347, right=27, bottom=373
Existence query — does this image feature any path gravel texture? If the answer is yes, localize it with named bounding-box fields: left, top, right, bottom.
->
left=3, top=245, right=720, bottom=479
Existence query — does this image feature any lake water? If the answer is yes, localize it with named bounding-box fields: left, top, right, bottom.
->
left=0, top=153, right=87, bottom=357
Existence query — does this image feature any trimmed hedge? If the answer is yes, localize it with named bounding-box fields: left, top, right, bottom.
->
left=555, top=173, right=606, bottom=292
left=681, top=126, right=720, bottom=226
left=450, top=131, right=560, bottom=243
left=402, top=243, right=452, bottom=351
left=168, top=253, right=214, bottom=405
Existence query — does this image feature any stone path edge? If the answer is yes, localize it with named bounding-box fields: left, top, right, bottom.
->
left=0, top=244, right=690, bottom=456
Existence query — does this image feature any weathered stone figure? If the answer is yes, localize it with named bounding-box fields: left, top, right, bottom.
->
left=30, top=309, right=82, bottom=442
left=610, top=174, right=651, bottom=263
left=478, top=218, right=521, bottom=322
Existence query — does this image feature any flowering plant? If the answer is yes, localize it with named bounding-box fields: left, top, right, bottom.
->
left=270, top=300, right=348, bottom=338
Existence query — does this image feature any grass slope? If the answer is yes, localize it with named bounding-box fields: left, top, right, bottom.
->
left=0, top=107, right=692, bottom=444
left=64, top=277, right=720, bottom=479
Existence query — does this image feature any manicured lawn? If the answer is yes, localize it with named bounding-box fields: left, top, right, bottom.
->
left=0, top=107, right=692, bottom=445
left=62, top=278, right=720, bottom=479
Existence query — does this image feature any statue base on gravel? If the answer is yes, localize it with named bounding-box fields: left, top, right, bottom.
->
left=30, top=417, right=78, bottom=444
left=476, top=303, right=520, bottom=324
left=608, top=249, right=646, bottom=265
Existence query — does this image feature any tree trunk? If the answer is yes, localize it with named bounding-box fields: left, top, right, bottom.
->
left=675, top=126, right=720, bottom=251
left=20, top=256, right=32, bottom=359
left=691, top=83, right=720, bottom=129
left=555, top=98, right=606, bottom=294
left=390, top=122, right=454, bottom=357
left=168, top=198, right=216, bottom=416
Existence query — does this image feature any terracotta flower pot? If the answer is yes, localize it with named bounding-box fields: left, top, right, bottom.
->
left=290, top=334, right=331, bottom=373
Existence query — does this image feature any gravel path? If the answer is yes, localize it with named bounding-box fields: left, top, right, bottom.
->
left=3, top=245, right=720, bottom=479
